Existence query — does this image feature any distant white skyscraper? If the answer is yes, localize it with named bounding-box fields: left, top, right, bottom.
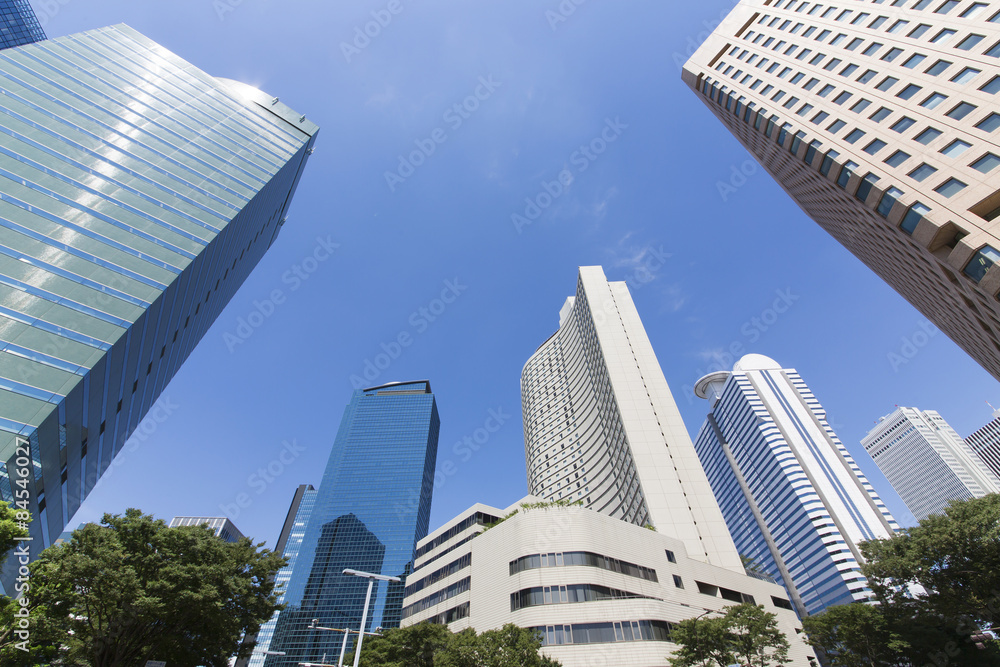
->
left=965, top=409, right=1000, bottom=480
left=521, top=266, right=743, bottom=572
left=168, top=516, right=245, bottom=543
left=694, top=355, right=899, bottom=617
left=862, top=407, right=1000, bottom=521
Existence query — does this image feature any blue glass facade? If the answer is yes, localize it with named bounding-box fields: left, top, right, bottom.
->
left=0, top=0, right=45, bottom=50
left=246, top=485, right=318, bottom=667
left=693, top=359, right=899, bottom=617
left=265, top=381, right=439, bottom=667
left=0, top=25, right=317, bottom=591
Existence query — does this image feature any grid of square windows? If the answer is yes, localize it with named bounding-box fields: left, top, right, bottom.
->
left=709, top=0, right=1000, bottom=276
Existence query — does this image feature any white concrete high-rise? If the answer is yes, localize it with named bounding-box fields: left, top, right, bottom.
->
left=521, top=266, right=743, bottom=572
left=861, top=407, right=1000, bottom=521
left=694, top=355, right=899, bottom=617
left=682, top=0, right=1000, bottom=382
left=965, top=409, right=1000, bottom=479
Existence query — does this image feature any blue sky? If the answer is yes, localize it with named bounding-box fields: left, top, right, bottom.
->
left=43, top=0, right=999, bottom=546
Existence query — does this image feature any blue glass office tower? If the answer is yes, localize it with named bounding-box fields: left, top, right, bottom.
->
left=0, top=0, right=45, bottom=50
left=244, top=484, right=319, bottom=667
left=265, top=381, right=439, bottom=667
left=0, top=25, right=318, bottom=591
left=693, top=355, right=899, bottom=617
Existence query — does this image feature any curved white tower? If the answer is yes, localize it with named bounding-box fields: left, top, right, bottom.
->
left=521, top=266, right=743, bottom=572
left=693, top=354, right=900, bottom=616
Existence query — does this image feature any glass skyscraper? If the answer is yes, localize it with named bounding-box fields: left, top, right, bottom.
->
left=0, top=25, right=318, bottom=590
left=694, top=355, right=899, bottom=617
left=265, top=381, right=439, bottom=667
left=0, top=0, right=45, bottom=50
left=862, top=407, right=1000, bottom=521
left=243, top=484, right=318, bottom=667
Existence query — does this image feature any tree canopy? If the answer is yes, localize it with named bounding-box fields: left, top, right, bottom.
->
left=0, top=500, right=29, bottom=563
left=800, top=602, right=910, bottom=667
left=347, top=622, right=561, bottom=667
left=667, top=603, right=790, bottom=667
left=804, top=494, right=1000, bottom=666
left=860, top=493, right=999, bottom=628
left=25, top=509, right=286, bottom=667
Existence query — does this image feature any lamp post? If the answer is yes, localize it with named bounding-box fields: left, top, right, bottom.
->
left=306, top=618, right=382, bottom=666
left=342, top=569, right=401, bottom=667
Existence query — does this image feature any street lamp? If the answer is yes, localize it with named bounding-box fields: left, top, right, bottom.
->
left=343, top=569, right=401, bottom=667
left=306, top=618, right=381, bottom=667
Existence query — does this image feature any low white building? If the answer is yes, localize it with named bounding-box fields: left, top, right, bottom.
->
left=400, top=497, right=818, bottom=667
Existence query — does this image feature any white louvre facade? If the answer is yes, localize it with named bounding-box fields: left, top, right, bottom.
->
left=521, top=266, right=743, bottom=572
left=861, top=406, right=1000, bottom=520
left=965, top=410, right=1000, bottom=479
left=693, top=355, right=899, bottom=617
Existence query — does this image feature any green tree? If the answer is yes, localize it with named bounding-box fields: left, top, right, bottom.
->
left=463, top=623, right=561, bottom=667
left=666, top=613, right=732, bottom=667
left=726, top=603, right=790, bottom=667
left=860, top=494, right=999, bottom=629
left=668, top=604, right=789, bottom=667
left=350, top=622, right=452, bottom=667
left=0, top=597, right=62, bottom=666
left=0, top=500, right=29, bottom=563
left=350, top=622, right=560, bottom=666
left=801, top=602, right=910, bottom=667
left=29, top=509, right=286, bottom=667
left=0, top=501, right=43, bottom=665
left=802, top=495, right=1000, bottom=666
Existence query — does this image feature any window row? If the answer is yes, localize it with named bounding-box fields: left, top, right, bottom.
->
left=510, top=583, right=658, bottom=611
left=424, top=601, right=469, bottom=626
left=509, top=550, right=658, bottom=581
left=415, top=511, right=501, bottom=558
left=758, top=0, right=1000, bottom=34
left=404, top=552, right=471, bottom=597
left=531, top=619, right=674, bottom=647
left=400, top=576, right=470, bottom=620
left=767, top=0, right=997, bottom=22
